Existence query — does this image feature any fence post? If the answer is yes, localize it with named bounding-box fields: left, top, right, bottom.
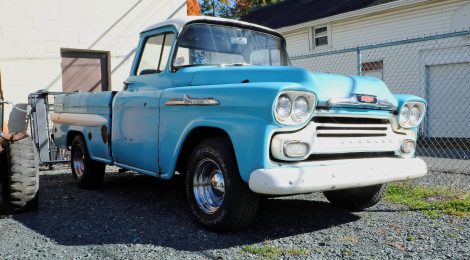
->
left=356, top=48, right=362, bottom=76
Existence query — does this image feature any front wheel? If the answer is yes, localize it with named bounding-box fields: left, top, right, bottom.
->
left=323, top=184, right=387, bottom=211
left=70, top=135, right=105, bottom=189
left=186, top=137, right=259, bottom=232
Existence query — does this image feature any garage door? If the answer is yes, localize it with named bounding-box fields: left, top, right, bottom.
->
left=426, top=62, right=470, bottom=138
left=61, top=50, right=109, bottom=92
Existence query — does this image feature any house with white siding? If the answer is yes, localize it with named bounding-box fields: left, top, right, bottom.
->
left=0, top=0, right=187, bottom=131
left=242, top=0, right=470, bottom=57
left=243, top=0, right=470, bottom=140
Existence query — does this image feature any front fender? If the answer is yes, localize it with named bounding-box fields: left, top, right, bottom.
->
left=159, top=83, right=294, bottom=182
left=394, top=94, right=427, bottom=109
left=159, top=117, right=275, bottom=182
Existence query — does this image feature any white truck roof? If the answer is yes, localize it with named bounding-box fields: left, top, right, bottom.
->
left=142, top=16, right=279, bottom=35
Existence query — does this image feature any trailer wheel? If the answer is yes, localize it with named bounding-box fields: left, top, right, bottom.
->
left=0, top=152, right=6, bottom=212
left=4, top=138, right=39, bottom=213
left=71, top=135, right=105, bottom=189
left=186, top=137, right=259, bottom=232
left=323, top=184, right=387, bottom=211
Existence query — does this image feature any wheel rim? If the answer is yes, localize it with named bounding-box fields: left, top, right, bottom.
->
left=193, top=158, right=225, bottom=214
left=72, top=146, right=85, bottom=178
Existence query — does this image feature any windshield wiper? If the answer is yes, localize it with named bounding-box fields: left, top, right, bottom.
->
left=173, top=63, right=251, bottom=71
left=172, top=63, right=220, bottom=72
left=219, top=63, right=251, bottom=67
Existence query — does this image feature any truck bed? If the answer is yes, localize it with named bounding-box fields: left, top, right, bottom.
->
left=52, top=91, right=116, bottom=163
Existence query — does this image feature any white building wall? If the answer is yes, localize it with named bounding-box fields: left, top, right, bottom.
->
left=284, top=29, right=309, bottom=56
left=331, top=0, right=468, bottom=50
left=283, top=0, right=469, bottom=57
left=0, top=0, right=187, bottom=129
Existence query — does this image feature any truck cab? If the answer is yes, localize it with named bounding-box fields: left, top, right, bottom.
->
left=52, top=16, right=427, bottom=231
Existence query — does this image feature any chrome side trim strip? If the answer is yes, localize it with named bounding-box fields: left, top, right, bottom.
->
left=165, top=95, right=220, bottom=106
left=50, top=113, right=107, bottom=127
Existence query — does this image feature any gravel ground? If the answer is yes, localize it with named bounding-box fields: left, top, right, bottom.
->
left=0, top=165, right=468, bottom=259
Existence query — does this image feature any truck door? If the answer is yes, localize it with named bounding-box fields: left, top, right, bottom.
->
left=111, top=30, right=175, bottom=175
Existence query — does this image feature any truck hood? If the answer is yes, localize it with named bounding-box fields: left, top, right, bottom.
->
left=177, top=66, right=397, bottom=109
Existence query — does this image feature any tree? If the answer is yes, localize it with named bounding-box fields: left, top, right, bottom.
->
left=187, top=0, right=202, bottom=16
left=198, top=0, right=281, bottom=19
left=199, top=0, right=233, bottom=18
left=233, top=0, right=281, bottom=18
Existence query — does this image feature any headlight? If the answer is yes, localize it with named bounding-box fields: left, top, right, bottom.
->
left=398, top=102, right=425, bottom=128
left=409, top=106, right=420, bottom=125
left=276, top=95, right=292, bottom=119
left=293, top=96, right=309, bottom=120
left=274, top=91, right=316, bottom=125
left=399, top=106, right=410, bottom=126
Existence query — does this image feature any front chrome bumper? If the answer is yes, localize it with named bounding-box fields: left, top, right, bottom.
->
left=248, top=157, right=427, bottom=195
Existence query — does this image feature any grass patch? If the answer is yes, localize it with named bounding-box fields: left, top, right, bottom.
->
left=241, top=245, right=308, bottom=258
left=385, top=183, right=470, bottom=217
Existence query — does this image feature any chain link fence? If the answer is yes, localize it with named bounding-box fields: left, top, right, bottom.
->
left=291, top=30, right=470, bottom=189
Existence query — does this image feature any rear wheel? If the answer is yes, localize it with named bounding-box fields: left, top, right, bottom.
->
left=323, top=184, right=387, bottom=211
left=71, top=135, right=105, bottom=189
left=4, top=138, right=39, bottom=213
left=186, top=137, right=259, bottom=232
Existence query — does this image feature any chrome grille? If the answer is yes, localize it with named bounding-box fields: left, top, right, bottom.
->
left=314, top=117, right=389, bottom=138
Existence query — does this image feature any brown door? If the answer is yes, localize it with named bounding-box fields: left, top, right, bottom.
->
left=60, top=50, right=109, bottom=92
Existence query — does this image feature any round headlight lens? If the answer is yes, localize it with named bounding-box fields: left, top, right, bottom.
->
left=293, top=96, right=309, bottom=120
left=276, top=95, right=292, bottom=119
left=409, top=105, right=420, bottom=125
left=400, top=105, right=410, bottom=125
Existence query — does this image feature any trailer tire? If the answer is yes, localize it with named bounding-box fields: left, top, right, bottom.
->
left=0, top=152, right=6, bottom=212
left=186, top=137, right=259, bottom=232
left=5, top=138, right=40, bottom=213
left=323, top=183, right=387, bottom=211
left=71, top=135, right=105, bottom=189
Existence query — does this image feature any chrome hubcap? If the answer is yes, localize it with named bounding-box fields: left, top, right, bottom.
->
left=72, top=147, right=85, bottom=178
left=193, top=158, right=225, bottom=214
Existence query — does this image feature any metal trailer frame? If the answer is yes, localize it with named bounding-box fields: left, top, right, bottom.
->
left=28, top=90, right=70, bottom=166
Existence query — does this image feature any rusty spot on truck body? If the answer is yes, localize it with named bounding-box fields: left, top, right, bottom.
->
left=101, top=125, right=107, bottom=144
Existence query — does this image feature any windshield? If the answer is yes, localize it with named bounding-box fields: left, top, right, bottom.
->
left=173, top=23, right=290, bottom=67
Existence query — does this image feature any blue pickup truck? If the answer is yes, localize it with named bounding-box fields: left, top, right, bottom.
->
left=52, top=16, right=427, bottom=231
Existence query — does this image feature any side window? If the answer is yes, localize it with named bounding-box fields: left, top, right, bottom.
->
left=136, top=32, right=174, bottom=75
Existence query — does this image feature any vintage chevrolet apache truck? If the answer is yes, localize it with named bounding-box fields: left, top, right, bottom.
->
left=52, top=16, right=427, bottom=231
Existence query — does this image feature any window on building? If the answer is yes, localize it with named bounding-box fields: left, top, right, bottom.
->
left=361, top=60, right=384, bottom=79
left=136, top=32, right=174, bottom=75
left=312, top=25, right=330, bottom=48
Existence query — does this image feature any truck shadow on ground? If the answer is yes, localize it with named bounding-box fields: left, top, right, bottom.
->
left=14, top=168, right=360, bottom=251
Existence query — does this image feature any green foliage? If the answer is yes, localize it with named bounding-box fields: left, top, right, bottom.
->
left=241, top=245, right=308, bottom=258
left=385, top=183, right=470, bottom=217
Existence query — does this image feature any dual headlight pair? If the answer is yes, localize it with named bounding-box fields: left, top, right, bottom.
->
left=274, top=91, right=316, bottom=125
left=399, top=102, right=426, bottom=128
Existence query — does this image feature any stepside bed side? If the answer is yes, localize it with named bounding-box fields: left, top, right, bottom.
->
left=52, top=92, right=116, bottom=164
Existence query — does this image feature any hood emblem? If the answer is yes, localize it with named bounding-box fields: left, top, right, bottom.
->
left=356, top=94, right=376, bottom=104
left=165, top=95, right=220, bottom=106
